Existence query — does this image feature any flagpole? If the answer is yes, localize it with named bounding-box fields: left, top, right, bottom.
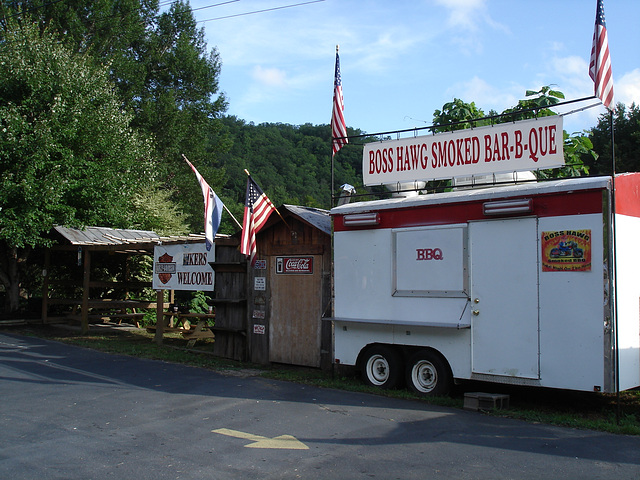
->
left=609, top=108, right=620, bottom=425
left=223, top=204, right=242, bottom=230
left=244, top=169, right=291, bottom=229
left=331, top=45, right=338, bottom=208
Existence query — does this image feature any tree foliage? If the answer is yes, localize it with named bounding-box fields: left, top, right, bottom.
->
left=587, top=103, right=640, bottom=176
left=0, top=21, right=156, bottom=311
left=0, top=20, right=154, bottom=245
left=214, top=117, right=367, bottom=213
left=2, top=0, right=229, bottom=232
left=432, top=98, right=492, bottom=132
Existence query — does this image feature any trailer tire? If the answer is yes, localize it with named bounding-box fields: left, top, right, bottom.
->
left=405, top=350, right=451, bottom=396
left=361, top=345, right=402, bottom=389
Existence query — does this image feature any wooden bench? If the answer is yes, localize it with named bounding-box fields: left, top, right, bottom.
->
left=149, top=312, right=217, bottom=347
left=182, top=323, right=215, bottom=348
left=99, top=313, right=146, bottom=326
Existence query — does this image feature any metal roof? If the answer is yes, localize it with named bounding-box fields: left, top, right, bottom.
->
left=282, top=205, right=331, bottom=235
left=53, top=226, right=160, bottom=245
left=52, top=226, right=219, bottom=251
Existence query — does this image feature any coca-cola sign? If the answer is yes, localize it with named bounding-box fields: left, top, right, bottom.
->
left=276, top=256, right=313, bottom=274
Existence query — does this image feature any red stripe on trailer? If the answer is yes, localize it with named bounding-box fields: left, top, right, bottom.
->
left=614, top=173, right=640, bottom=218
left=334, top=189, right=605, bottom=231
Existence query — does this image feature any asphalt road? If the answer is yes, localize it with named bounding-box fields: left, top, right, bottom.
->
left=1, top=331, right=639, bottom=480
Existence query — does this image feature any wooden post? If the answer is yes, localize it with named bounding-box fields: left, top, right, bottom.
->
left=41, top=248, right=50, bottom=323
left=154, top=289, right=164, bottom=345
left=81, top=249, right=91, bottom=334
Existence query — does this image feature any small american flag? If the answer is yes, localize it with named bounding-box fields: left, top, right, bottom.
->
left=331, top=47, right=348, bottom=156
left=240, top=176, right=277, bottom=265
left=589, top=0, right=614, bottom=110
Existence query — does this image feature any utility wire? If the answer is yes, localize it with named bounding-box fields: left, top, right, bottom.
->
left=198, top=0, right=324, bottom=22
left=192, top=0, right=240, bottom=13
left=158, top=0, right=239, bottom=10
left=3, top=0, right=324, bottom=29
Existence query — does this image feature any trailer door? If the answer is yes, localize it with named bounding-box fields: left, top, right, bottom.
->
left=469, top=218, right=540, bottom=379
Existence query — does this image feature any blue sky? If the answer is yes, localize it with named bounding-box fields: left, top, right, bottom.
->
left=188, top=0, right=640, bottom=136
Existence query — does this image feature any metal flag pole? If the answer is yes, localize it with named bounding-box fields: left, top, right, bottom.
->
left=609, top=109, right=620, bottom=425
left=330, top=45, right=338, bottom=208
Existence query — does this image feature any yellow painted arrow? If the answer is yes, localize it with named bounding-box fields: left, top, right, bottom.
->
left=212, top=428, right=309, bottom=450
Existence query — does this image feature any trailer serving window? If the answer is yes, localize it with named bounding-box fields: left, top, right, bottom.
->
left=392, top=224, right=468, bottom=298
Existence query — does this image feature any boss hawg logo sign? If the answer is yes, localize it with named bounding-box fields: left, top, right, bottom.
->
left=541, top=230, right=591, bottom=272
left=156, top=252, right=176, bottom=284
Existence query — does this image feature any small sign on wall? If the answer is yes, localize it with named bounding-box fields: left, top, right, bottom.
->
left=254, top=276, right=266, bottom=291
left=253, top=324, right=266, bottom=335
left=541, top=230, right=591, bottom=272
left=276, top=256, right=313, bottom=274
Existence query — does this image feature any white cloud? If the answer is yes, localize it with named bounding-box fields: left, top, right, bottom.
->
left=548, top=55, right=593, bottom=94
left=445, top=76, right=521, bottom=113
left=616, top=68, right=640, bottom=106
left=252, top=66, right=287, bottom=88
left=432, top=0, right=487, bottom=31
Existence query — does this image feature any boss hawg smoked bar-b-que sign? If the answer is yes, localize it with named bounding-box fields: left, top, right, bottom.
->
left=363, top=116, right=564, bottom=185
left=153, top=243, right=215, bottom=291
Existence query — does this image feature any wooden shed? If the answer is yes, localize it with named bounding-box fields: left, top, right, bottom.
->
left=41, top=226, right=211, bottom=333
left=246, top=204, right=332, bottom=370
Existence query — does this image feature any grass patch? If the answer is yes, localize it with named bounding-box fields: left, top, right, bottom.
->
left=5, top=323, right=640, bottom=435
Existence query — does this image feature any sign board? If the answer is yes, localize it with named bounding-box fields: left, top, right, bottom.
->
left=393, top=226, right=467, bottom=297
left=541, top=229, right=592, bottom=272
left=254, top=277, right=266, bottom=291
left=363, top=116, right=564, bottom=186
left=276, top=256, right=313, bottom=274
left=153, top=243, right=214, bottom=291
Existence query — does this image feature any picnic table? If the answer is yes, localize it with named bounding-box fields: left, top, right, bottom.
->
left=148, top=311, right=216, bottom=348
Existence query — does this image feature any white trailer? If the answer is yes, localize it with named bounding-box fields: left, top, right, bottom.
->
left=330, top=173, right=640, bottom=395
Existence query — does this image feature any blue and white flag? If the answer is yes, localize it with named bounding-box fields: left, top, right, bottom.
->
left=184, top=156, right=223, bottom=251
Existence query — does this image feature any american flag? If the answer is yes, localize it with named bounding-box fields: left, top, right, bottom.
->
left=240, top=176, right=277, bottom=265
left=589, top=0, right=614, bottom=110
left=331, top=47, right=348, bottom=155
left=184, top=156, right=223, bottom=251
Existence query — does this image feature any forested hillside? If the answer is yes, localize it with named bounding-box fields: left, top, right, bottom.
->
left=210, top=117, right=376, bottom=234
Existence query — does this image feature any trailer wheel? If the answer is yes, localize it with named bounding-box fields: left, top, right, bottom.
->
left=406, top=350, right=451, bottom=396
left=361, top=345, right=402, bottom=389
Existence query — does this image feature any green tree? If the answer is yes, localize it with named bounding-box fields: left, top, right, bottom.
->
left=0, top=21, right=154, bottom=313
left=498, top=85, right=564, bottom=123
left=2, top=0, right=230, bottom=233
left=432, top=98, right=491, bottom=132
left=587, top=103, right=640, bottom=176
left=213, top=117, right=369, bottom=216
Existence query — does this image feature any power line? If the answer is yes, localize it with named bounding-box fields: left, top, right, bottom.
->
left=158, top=0, right=238, bottom=9
left=198, top=0, right=324, bottom=23
left=192, top=0, right=240, bottom=13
